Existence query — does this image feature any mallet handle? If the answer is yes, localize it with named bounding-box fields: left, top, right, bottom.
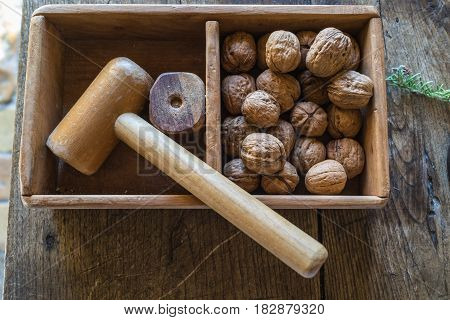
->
left=115, top=113, right=328, bottom=278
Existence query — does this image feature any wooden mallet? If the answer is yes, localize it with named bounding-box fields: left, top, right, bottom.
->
left=47, top=57, right=328, bottom=278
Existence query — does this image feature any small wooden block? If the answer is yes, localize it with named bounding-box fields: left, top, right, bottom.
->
left=149, top=72, right=205, bottom=134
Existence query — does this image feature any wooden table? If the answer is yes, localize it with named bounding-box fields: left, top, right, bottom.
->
left=4, top=0, right=449, bottom=299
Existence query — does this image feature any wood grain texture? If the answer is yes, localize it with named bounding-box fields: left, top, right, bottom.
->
left=5, top=0, right=449, bottom=299
left=205, top=21, right=222, bottom=172
left=31, top=3, right=379, bottom=41
left=22, top=194, right=387, bottom=209
left=319, top=0, right=449, bottom=299
left=47, top=57, right=153, bottom=175
left=149, top=72, right=205, bottom=134
left=359, top=17, right=389, bottom=197
left=20, top=16, right=64, bottom=195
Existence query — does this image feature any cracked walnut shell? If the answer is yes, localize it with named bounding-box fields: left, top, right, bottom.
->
left=327, top=70, right=374, bottom=109
left=223, top=116, right=259, bottom=158
left=306, top=27, right=351, bottom=78
left=326, top=138, right=365, bottom=179
left=291, top=137, right=326, bottom=176
left=296, top=31, right=317, bottom=70
left=257, top=33, right=270, bottom=70
left=298, top=70, right=329, bottom=105
left=222, top=74, right=256, bottom=115
left=256, top=69, right=301, bottom=113
left=266, top=30, right=301, bottom=73
left=267, top=119, right=295, bottom=156
left=327, top=104, right=362, bottom=138
left=261, top=161, right=299, bottom=194
left=221, top=32, right=257, bottom=74
left=242, top=90, right=280, bottom=128
left=241, top=133, right=286, bottom=175
left=224, top=158, right=260, bottom=192
left=305, top=159, right=347, bottom=195
left=290, top=101, right=328, bottom=137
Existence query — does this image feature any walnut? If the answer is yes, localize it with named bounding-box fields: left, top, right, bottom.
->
left=327, top=104, right=362, bottom=138
left=291, top=137, right=326, bottom=175
left=261, top=161, right=299, bottom=194
left=343, top=33, right=360, bottom=70
left=242, top=90, right=280, bottom=128
left=306, top=27, right=351, bottom=77
left=298, top=70, right=329, bottom=105
left=296, top=31, right=317, bottom=70
left=257, top=33, right=270, bottom=70
left=290, top=101, right=328, bottom=137
left=267, top=119, right=295, bottom=156
left=266, top=30, right=301, bottom=73
left=256, top=69, right=301, bottom=113
left=305, top=160, right=347, bottom=195
left=221, top=32, right=257, bottom=74
left=326, top=138, right=365, bottom=179
left=297, top=31, right=317, bottom=47
left=222, top=74, right=256, bottom=115
left=223, top=158, right=260, bottom=192
left=241, top=133, right=286, bottom=175
left=223, top=116, right=259, bottom=158
left=327, top=70, right=374, bottom=109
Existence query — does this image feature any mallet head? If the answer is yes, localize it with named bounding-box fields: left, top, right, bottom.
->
left=47, top=57, right=153, bottom=175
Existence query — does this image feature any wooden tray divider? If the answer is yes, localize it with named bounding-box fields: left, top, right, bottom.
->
left=205, top=21, right=222, bottom=172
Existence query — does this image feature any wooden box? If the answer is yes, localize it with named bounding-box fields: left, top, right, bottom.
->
left=20, top=5, right=389, bottom=209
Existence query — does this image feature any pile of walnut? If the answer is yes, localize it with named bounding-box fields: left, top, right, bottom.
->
left=221, top=28, right=373, bottom=195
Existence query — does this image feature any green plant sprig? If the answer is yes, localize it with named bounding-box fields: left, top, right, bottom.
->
left=386, top=65, right=450, bottom=102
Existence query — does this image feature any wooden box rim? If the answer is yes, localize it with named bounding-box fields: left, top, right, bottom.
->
left=20, top=4, right=389, bottom=210
left=32, top=4, right=380, bottom=18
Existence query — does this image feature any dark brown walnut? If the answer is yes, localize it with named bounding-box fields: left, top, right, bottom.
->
left=242, top=90, right=280, bottom=128
left=327, top=138, right=365, bottom=179
left=291, top=137, right=326, bottom=175
left=241, top=133, right=286, bottom=175
left=261, top=161, right=299, bottom=194
left=306, top=27, right=351, bottom=78
left=257, top=33, right=270, bottom=70
left=296, top=31, right=317, bottom=70
left=343, top=33, right=360, bottom=71
left=222, top=74, right=256, bottom=115
left=222, top=116, right=259, bottom=158
left=327, top=70, right=374, bottom=109
left=256, top=69, right=301, bottom=113
left=223, top=158, right=260, bottom=192
left=266, top=30, right=301, bottom=73
left=305, top=159, right=347, bottom=195
left=221, top=32, right=257, bottom=74
left=298, top=70, right=329, bottom=105
left=290, top=101, right=328, bottom=137
left=267, top=119, right=295, bottom=156
left=327, top=104, right=362, bottom=138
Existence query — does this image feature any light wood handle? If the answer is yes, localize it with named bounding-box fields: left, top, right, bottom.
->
left=115, top=113, right=328, bottom=278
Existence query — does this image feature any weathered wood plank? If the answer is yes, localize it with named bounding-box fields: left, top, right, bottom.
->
left=321, top=0, right=449, bottom=299
left=5, top=0, right=448, bottom=300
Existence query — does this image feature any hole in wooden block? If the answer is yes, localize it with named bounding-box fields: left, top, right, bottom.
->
left=169, top=95, right=183, bottom=109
